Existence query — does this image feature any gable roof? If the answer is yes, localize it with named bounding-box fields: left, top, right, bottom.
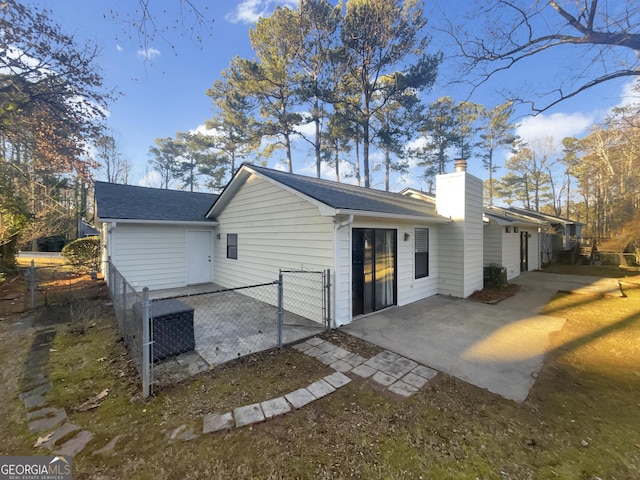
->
left=95, top=181, right=219, bottom=223
left=506, top=206, right=584, bottom=225
left=483, top=206, right=548, bottom=227
left=207, top=164, right=450, bottom=223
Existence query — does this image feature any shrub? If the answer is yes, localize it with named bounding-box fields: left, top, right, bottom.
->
left=61, top=236, right=100, bottom=271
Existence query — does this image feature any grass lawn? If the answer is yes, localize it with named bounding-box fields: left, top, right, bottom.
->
left=542, top=262, right=640, bottom=278
left=1, top=266, right=639, bottom=479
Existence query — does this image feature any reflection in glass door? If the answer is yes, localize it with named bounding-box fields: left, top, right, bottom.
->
left=352, top=228, right=397, bottom=316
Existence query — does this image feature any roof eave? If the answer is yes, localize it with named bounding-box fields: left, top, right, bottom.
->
left=334, top=209, right=451, bottom=224
left=96, top=218, right=219, bottom=226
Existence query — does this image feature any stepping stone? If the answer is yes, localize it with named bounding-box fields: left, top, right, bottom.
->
left=388, top=380, right=419, bottom=398
left=330, top=360, right=353, bottom=373
left=330, top=347, right=351, bottom=360
left=315, top=351, right=339, bottom=365
left=304, top=346, right=323, bottom=358
left=306, top=379, right=335, bottom=399
left=371, top=371, right=396, bottom=387
left=203, top=412, right=234, bottom=434
left=27, top=407, right=59, bottom=421
left=411, top=365, right=438, bottom=381
left=351, top=363, right=377, bottom=378
left=342, top=353, right=366, bottom=367
left=93, top=434, right=124, bottom=455
left=54, top=430, right=94, bottom=457
left=29, top=409, right=67, bottom=433
left=324, top=372, right=351, bottom=389
left=401, top=372, right=430, bottom=389
left=178, top=427, right=198, bottom=442
left=24, top=394, right=47, bottom=410
left=22, top=373, right=48, bottom=390
left=20, top=382, right=52, bottom=400
left=292, top=343, right=312, bottom=352
left=285, top=388, right=316, bottom=409
left=305, top=337, right=324, bottom=346
left=315, top=341, right=337, bottom=353
left=260, top=397, right=291, bottom=419
left=234, top=403, right=265, bottom=428
left=40, top=423, right=82, bottom=450
left=378, top=350, right=401, bottom=362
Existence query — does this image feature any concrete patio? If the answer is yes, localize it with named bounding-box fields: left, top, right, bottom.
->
left=343, top=272, right=623, bottom=402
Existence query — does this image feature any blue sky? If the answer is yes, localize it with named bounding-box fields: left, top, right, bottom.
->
left=35, top=0, right=639, bottom=192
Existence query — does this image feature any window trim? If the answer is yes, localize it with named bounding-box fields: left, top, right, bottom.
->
left=227, top=233, right=238, bottom=260
left=414, top=227, right=429, bottom=279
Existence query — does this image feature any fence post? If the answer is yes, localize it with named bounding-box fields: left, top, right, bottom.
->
left=277, top=272, right=283, bottom=348
left=325, top=269, right=331, bottom=330
left=30, top=259, right=36, bottom=309
left=108, top=256, right=113, bottom=296
left=142, top=287, right=151, bottom=398
left=122, top=276, right=127, bottom=333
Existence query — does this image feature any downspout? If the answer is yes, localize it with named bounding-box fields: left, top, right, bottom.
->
left=333, top=215, right=354, bottom=328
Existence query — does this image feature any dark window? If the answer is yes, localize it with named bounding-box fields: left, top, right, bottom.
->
left=514, top=227, right=519, bottom=233
left=505, top=226, right=511, bottom=233
left=415, top=228, right=429, bottom=279
left=227, top=234, right=238, bottom=259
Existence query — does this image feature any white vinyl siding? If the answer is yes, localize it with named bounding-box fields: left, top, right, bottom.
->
left=108, top=224, right=214, bottom=291
left=213, top=174, right=334, bottom=323
left=483, top=224, right=502, bottom=266
left=435, top=172, right=484, bottom=298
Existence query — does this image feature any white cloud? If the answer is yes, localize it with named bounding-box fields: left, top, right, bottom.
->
left=615, top=79, right=640, bottom=109
left=115, top=44, right=123, bottom=52
left=137, top=170, right=162, bottom=188
left=516, top=112, right=595, bottom=152
left=190, top=123, right=217, bottom=136
left=225, top=0, right=297, bottom=24
left=136, top=47, right=161, bottom=60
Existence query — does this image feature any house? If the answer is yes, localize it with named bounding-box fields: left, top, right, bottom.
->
left=95, top=160, right=484, bottom=326
left=94, top=182, right=219, bottom=290
left=482, top=206, right=547, bottom=280
left=506, top=207, right=583, bottom=263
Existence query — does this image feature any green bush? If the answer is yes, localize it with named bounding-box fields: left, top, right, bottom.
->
left=61, top=236, right=100, bottom=270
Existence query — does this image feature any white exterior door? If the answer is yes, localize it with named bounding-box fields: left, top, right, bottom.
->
left=186, top=231, right=212, bottom=284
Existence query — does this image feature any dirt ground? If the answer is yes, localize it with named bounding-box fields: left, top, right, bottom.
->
left=1, top=262, right=639, bottom=479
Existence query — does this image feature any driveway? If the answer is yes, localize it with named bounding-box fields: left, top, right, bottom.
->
left=343, top=272, right=622, bottom=402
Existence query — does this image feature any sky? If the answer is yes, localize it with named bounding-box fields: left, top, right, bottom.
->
left=32, top=0, right=639, bottom=193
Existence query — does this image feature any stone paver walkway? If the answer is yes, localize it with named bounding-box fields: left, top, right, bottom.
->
left=200, top=337, right=439, bottom=436
left=20, top=326, right=94, bottom=457
left=293, top=337, right=438, bottom=398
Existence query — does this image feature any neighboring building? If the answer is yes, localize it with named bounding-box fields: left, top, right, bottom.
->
left=483, top=206, right=547, bottom=280
left=95, top=161, right=484, bottom=326
left=78, top=217, right=99, bottom=238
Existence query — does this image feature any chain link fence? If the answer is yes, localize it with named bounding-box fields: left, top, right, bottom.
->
left=105, top=262, right=331, bottom=397
left=106, top=262, right=150, bottom=395
left=24, top=260, right=81, bottom=309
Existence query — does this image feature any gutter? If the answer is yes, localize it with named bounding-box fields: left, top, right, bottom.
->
left=97, top=218, right=219, bottom=227
left=333, top=209, right=451, bottom=224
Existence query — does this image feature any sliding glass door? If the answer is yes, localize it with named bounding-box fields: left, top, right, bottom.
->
left=352, top=228, right=397, bottom=316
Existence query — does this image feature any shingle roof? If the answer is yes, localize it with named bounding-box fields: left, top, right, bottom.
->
left=95, top=181, right=218, bottom=222
left=247, top=165, right=446, bottom=220
left=506, top=206, right=583, bottom=225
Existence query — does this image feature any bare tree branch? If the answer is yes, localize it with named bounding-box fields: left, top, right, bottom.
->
left=439, top=0, right=640, bottom=113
